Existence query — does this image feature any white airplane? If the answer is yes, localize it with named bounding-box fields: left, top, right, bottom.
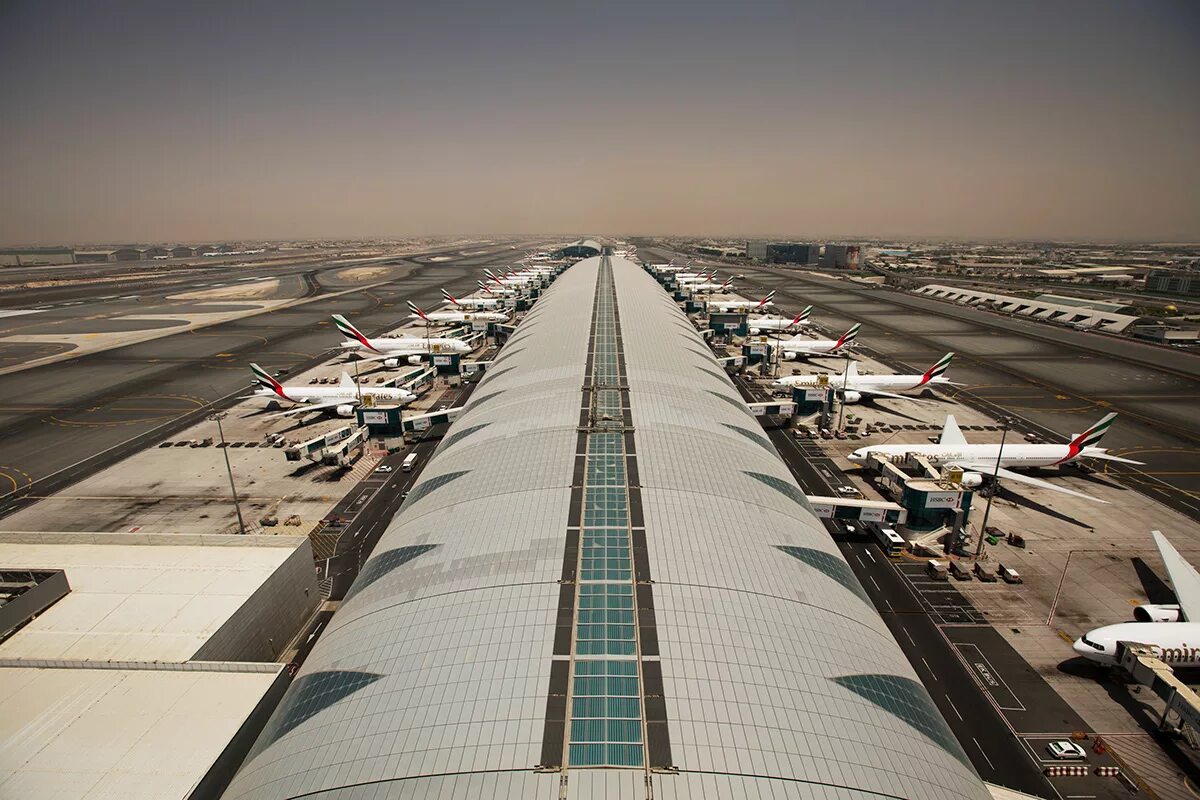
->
left=675, top=271, right=715, bottom=284
left=778, top=322, right=860, bottom=359
left=749, top=306, right=814, bottom=334
left=407, top=300, right=506, bottom=326
left=1075, top=532, right=1200, bottom=667
left=246, top=363, right=414, bottom=419
left=709, top=290, right=777, bottom=313
left=774, top=352, right=960, bottom=402
left=476, top=280, right=518, bottom=297
left=847, top=412, right=1142, bottom=502
left=689, top=277, right=733, bottom=293
left=484, top=268, right=536, bottom=287
left=332, top=314, right=472, bottom=365
left=441, top=288, right=501, bottom=309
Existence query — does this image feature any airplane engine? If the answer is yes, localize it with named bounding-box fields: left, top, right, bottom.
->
left=960, top=472, right=984, bottom=488
left=841, top=390, right=862, bottom=404
left=407, top=355, right=424, bottom=365
left=781, top=352, right=799, bottom=361
left=335, top=404, right=356, bottom=418
left=381, top=358, right=400, bottom=368
left=1134, top=604, right=1182, bottom=622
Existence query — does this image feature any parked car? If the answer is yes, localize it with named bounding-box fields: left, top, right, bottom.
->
left=1046, top=740, right=1087, bottom=760
left=375, top=465, right=394, bottom=473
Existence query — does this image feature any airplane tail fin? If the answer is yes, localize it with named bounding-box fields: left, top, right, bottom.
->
left=1068, top=412, right=1118, bottom=451
left=844, top=361, right=859, bottom=379
left=833, top=323, right=862, bottom=350
left=755, top=290, right=776, bottom=309
left=406, top=300, right=428, bottom=321
left=441, top=288, right=460, bottom=306
left=919, top=352, right=955, bottom=385
left=938, top=414, right=968, bottom=446
left=332, top=314, right=373, bottom=350
left=250, top=363, right=285, bottom=396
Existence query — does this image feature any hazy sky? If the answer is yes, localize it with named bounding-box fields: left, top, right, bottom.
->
left=1, top=0, right=1197, bottom=244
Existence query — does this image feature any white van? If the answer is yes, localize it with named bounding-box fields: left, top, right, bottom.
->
left=402, top=452, right=418, bottom=472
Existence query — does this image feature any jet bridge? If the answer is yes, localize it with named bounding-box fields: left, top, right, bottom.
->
left=1117, top=643, right=1200, bottom=745
left=748, top=400, right=796, bottom=417
left=401, top=406, right=465, bottom=435
left=321, top=426, right=370, bottom=467
left=284, top=425, right=356, bottom=462
left=805, top=496, right=907, bottom=525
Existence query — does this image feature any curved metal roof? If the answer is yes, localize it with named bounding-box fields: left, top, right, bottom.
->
left=224, top=257, right=988, bottom=799
left=559, top=238, right=603, bottom=256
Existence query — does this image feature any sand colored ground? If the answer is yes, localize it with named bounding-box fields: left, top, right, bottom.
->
left=335, top=266, right=391, bottom=281
left=169, top=279, right=281, bottom=301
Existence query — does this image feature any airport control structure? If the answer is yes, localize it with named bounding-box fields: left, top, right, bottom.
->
left=223, top=255, right=990, bottom=799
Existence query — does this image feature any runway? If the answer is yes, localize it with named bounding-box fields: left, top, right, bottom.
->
left=0, top=241, right=532, bottom=516
left=641, top=246, right=1200, bottom=522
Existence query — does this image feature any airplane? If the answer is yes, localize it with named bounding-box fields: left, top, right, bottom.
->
left=749, top=306, right=814, bottom=334
left=777, top=322, right=860, bottom=359
left=847, top=412, right=1143, bottom=502
left=689, top=277, right=733, bottom=293
left=407, top=300, right=506, bottom=325
left=1074, top=531, right=1200, bottom=667
left=331, top=313, right=472, bottom=366
left=484, top=268, right=536, bottom=286
left=708, top=290, right=777, bottom=313
left=442, top=288, right=501, bottom=309
left=246, top=363, right=414, bottom=419
left=477, top=280, right=518, bottom=297
left=774, top=352, right=960, bottom=402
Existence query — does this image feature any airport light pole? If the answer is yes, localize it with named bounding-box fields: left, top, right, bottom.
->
left=973, top=416, right=1012, bottom=561
left=210, top=412, right=247, bottom=535
left=835, top=358, right=851, bottom=433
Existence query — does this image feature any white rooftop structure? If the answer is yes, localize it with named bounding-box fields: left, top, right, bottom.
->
left=0, top=543, right=297, bottom=662
left=226, top=256, right=988, bottom=799
left=0, top=664, right=282, bottom=800
left=914, top=283, right=1140, bottom=332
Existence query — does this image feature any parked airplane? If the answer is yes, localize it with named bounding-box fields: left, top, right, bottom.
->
left=442, top=288, right=501, bottom=309
left=847, top=412, right=1141, bottom=502
left=247, top=363, right=414, bottom=419
left=407, top=300, right=506, bottom=326
left=1074, top=532, right=1200, bottom=667
left=777, top=322, right=861, bottom=359
left=774, top=352, right=959, bottom=401
left=689, top=277, right=733, bottom=293
left=676, top=271, right=715, bottom=284
left=484, top=268, right=536, bottom=286
left=748, top=306, right=814, bottom=334
left=708, top=290, right=776, bottom=313
left=477, top=280, right=518, bottom=297
left=332, top=314, right=472, bottom=365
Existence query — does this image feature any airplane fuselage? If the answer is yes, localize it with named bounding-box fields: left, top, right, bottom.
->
left=252, top=385, right=411, bottom=406
left=848, top=442, right=1087, bottom=469
left=1074, top=622, right=1200, bottom=667
left=777, top=374, right=952, bottom=393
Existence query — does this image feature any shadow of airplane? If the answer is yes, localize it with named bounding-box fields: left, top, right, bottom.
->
left=997, top=483, right=1095, bottom=529
left=1132, top=557, right=1176, bottom=605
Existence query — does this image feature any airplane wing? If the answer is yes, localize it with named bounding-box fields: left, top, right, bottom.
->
left=266, top=399, right=357, bottom=419
left=1152, top=531, right=1200, bottom=621
left=352, top=351, right=419, bottom=364
left=953, top=462, right=1106, bottom=503
left=855, top=388, right=930, bottom=402
left=938, top=415, right=968, bottom=446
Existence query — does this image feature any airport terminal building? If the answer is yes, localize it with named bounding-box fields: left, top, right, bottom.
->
left=224, top=256, right=988, bottom=799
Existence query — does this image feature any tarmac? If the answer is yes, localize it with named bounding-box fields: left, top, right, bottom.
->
left=0, top=241, right=532, bottom=517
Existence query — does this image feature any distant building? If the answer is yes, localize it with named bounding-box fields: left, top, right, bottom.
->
left=558, top=239, right=603, bottom=257
left=143, top=246, right=170, bottom=259
left=112, top=247, right=143, bottom=261
left=1147, top=269, right=1200, bottom=297
left=820, top=244, right=863, bottom=269
left=169, top=246, right=196, bottom=258
left=746, top=241, right=818, bottom=265
left=0, top=247, right=75, bottom=266
left=75, top=249, right=118, bottom=263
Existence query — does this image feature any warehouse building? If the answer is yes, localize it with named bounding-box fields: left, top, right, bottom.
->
left=0, top=536, right=319, bottom=800
left=224, top=256, right=988, bottom=799
left=0, top=247, right=75, bottom=266
left=746, top=241, right=820, bottom=265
